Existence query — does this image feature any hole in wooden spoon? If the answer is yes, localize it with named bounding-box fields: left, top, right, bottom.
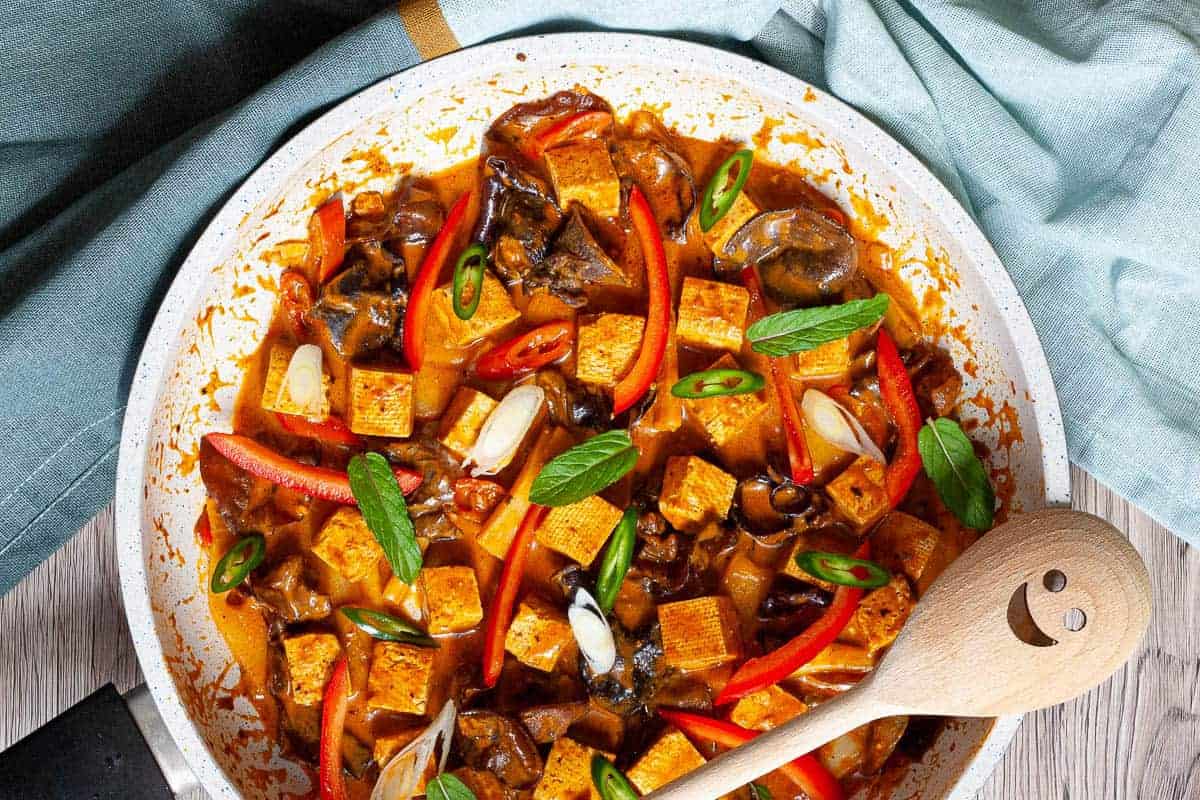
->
left=1063, top=608, right=1087, bottom=632
left=1043, top=570, right=1067, bottom=592
left=1006, top=583, right=1058, bottom=647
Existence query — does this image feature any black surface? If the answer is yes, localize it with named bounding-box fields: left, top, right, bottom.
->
left=0, top=683, right=172, bottom=799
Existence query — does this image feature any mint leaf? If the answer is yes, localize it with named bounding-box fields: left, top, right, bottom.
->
left=426, top=773, right=477, bottom=800
left=918, top=418, right=995, bottom=530
left=348, top=452, right=422, bottom=583
left=749, top=784, right=773, bottom=800
left=529, top=431, right=638, bottom=507
left=746, top=293, right=890, bottom=356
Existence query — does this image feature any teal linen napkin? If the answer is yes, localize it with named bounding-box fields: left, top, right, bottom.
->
left=1, top=0, right=1197, bottom=594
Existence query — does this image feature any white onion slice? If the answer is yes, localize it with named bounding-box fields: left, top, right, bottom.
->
left=278, top=344, right=326, bottom=418
left=801, top=389, right=886, bottom=463
left=569, top=587, right=616, bottom=674
left=371, top=699, right=456, bottom=800
left=465, top=385, right=545, bottom=476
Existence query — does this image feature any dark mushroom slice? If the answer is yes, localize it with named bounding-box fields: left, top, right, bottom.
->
left=612, top=110, right=696, bottom=235
left=473, top=156, right=563, bottom=286
left=484, top=89, right=612, bottom=157
left=254, top=555, right=331, bottom=623
left=309, top=243, right=406, bottom=361
left=455, top=710, right=544, bottom=789
left=518, top=702, right=588, bottom=743
left=526, top=209, right=628, bottom=307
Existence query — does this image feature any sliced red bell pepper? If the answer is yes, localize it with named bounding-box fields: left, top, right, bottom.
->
left=310, top=196, right=346, bottom=283
left=318, top=656, right=350, bottom=800
left=474, top=320, right=574, bottom=380
left=525, top=110, right=612, bottom=161
left=658, top=709, right=844, bottom=800
left=204, top=433, right=421, bottom=501
left=875, top=329, right=922, bottom=507
left=482, top=503, right=548, bottom=688
left=612, top=185, right=670, bottom=416
left=403, top=191, right=472, bottom=372
left=275, top=413, right=363, bottom=447
left=279, top=270, right=314, bottom=336
left=196, top=508, right=212, bottom=547
left=716, top=542, right=871, bottom=706
left=741, top=265, right=814, bottom=485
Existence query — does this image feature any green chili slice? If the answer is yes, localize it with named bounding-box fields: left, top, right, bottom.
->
left=452, top=243, right=488, bottom=320
left=794, top=551, right=891, bottom=589
left=339, top=607, right=438, bottom=647
left=671, top=367, right=765, bottom=399
left=591, top=754, right=638, bottom=800
left=210, top=534, right=266, bottom=593
left=596, top=507, right=638, bottom=614
left=699, top=148, right=754, bottom=232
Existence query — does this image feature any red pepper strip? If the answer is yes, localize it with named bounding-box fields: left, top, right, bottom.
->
left=403, top=191, right=472, bottom=372
left=658, top=709, right=844, bottom=800
left=474, top=320, right=574, bottom=380
left=275, top=413, right=364, bottom=447
left=740, top=266, right=814, bottom=485
left=716, top=541, right=872, bottom=706
left=612, top=186, right=670, bottom=416
left=318, top=657, right=350, bottom=800
left=196, top=508, right=212, bottom=547
left=525, top=110, right=613, bottom=160
left=482, top=504, right=548, bottom=688
left=279, top=270, right=314, bottom=336
left=821, top=206, right=848, bottom=228
left=876, top=329, right=922, bottom=507
left=205, top=433, right=421, bottom=501
left=310, top=196, right=346, bottom=283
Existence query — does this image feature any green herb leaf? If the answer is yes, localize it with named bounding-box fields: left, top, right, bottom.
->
left=426, top=773, right=477, bottom=800
left=749, top=783, right=773, bottom=800
left=348, top=452, right=422, bottom=583
left=918, top=418, right=995, bottom=530
left=746, top=293, right=890, bottom=356
left=529, top=431, right=638, bottom=507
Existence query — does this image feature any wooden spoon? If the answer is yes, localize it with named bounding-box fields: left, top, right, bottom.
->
left=645, top=509, right=1151, bottom=800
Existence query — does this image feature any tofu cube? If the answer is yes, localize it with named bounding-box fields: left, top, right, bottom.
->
left=791, top=642, right=875, bottom=678
left=543, top=138, right=621, bottom=219
left=505, top=598, right=575, bottom=673
left=283, top=633, right=341, bottom=706
left=683, top=354, right=770, bottom=457
left=792, top=337, right=851, bottom=380
left=703, top=189, right=759, bottom=255
left=675, top=277, right=749, bottom=353
left=536, top=494, right=623, bottom=566
left=430, top=274, right=521, bottom=348
left=367, top=640, right=436, bottom=714
left=533, top=737, right=613, bottom=800
left=729, top=686, right=808, bottom=731
left=313, top=508, right=385, bottom=583
left=658, top=596, right=741, bottom=671
left=871, top=511, right=942, bottom=584
left=627, top=729, right=708, bottom=794
left=657, top=455, right=737, bottom=533
left=373, top=728, right=422, bottom=767
left=826, top=456, right=890, bottom=531
left=383, top=574, right=426, bottom=624
left=348, top=366, right=413, bottom=438
left=437, top=387, right=497, bottom=460
left=576, top=313, right=644, bottom=388
left=261, top=344, right=330, bottom=418
left=478, top=427, right=573, bottom=559
left=420, top=566, right=483, bottom=634
left=842, top=574, right=916, bottom=653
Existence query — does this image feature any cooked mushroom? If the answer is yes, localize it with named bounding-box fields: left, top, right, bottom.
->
left=485, top=89, right=611, bottom=156
left=612, top=111, right=695, bottom=234
left=455, top=711, right=544, bottom=789
left=254, top=556, right=331, bottom=623
left=527, top=209, right=628, bottom=306
left=474, top=156, right=563, bottom=286
left=309, top=244, right=405, bottom=360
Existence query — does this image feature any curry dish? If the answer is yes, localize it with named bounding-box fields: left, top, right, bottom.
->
left=197, top=89, right=995, bottom=800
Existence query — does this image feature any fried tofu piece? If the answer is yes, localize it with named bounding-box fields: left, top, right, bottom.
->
left=627, top=729, right=708, bottom=794
left=261, top=344, right=330, bottom=418
left=437, top=387, right=497, bottom=460
left=412, top=363, right=460, bottom=421
left=825, top=455, right=890, bottom=532
left=729, top=685, right=809, bottom=732
left=657, top=455, right=737, bottom=533
left=478, top=427, right=573, bottom=559
left=792, top=337, right=851, bottom=380
left=505, top=598, right=575, bottom=673
left=702, top=189, right=759, bottom=255
left=871, top=511, right=941, bottom=584
left=383, top=574, right=426, bottom=624
left=373, top=728, right=423, bottom=767
left=312, top=508, right=385, bottom=583
left=576, top=313, right=644, bottom=389
left=683, top=354, right=770, bottom=459
left=819, top=723, right=870, bottom=779
left=347, top=366, right=413, bottom=438
left=536, top=494, right=623, bottom=566
left=420, top=566, right=483, bottom=634
left=366, top=641, right=436, bottom=715
left=533, top=737, right=613, bottom=800
left=721, top=552, right=774, bottom=626
left=841, top=574, right=916, bottom=653
left=791, top=642, right=875, bottom=678
left=430, top=274, right=521, bottom=348
left=675, top=277, right=749, bottom=353
left=283, top=633, right=341, bottom=706
left=658, top=596, right=741, bottom=671
left=543, top=138, right=621, bottom=219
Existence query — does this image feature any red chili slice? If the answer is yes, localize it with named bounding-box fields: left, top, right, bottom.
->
left=525, top=110, right=613, bottom=160
left=279, top=270, right=314, bottom=336
left=876, top=328, right=922, bottom=507
left=474, top=320, right=574, bottom=380
left=309, top=196, right=346, bottom=283
left=318, top=657, right=349, bottom=800
left=403, top=191, right=473, bottom=372
left=275, top=413, right=363, bottom=447
left=482, top=504, right=548, bottom=688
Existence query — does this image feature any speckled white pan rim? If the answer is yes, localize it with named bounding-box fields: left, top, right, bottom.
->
left=116, top=32, right=1069, bottom=800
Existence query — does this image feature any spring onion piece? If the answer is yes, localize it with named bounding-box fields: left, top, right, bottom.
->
left=278, top=343, right=327, bottom=418
left=466, top=385, right=545, bottom=476
left=340, top=607, right=437, bottom=647
left=452, top=243, right=488, bottom=320
left=794, top=551, right=890, bottom=589
left=699, top=148, right=753, bottom=231
left=591, top=754, right=638, bottom=800
left=595, top=507, right=637, bottom=613
left=210, top=534, right=266, bottom=593
left=371, top=700, right=457, bottom=800
left=671, top=367, right=765, bottom=399
left=569, top=587, right=617, bottom=674
left=801, top=389, right=886, bottom=463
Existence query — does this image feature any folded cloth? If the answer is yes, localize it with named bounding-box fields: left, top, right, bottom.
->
left=1, top=0, right=1197, bottom=594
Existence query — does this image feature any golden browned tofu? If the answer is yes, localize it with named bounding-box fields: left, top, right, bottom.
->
left=842, top=574, right=915, bottom=653
left=420, top=566, right=484, bottom=634
left=347, top=366, right=413, bottom=438
left=576, top=313, right=644, bottom=388
left=261, top=344, right=330, bottom=418
left=683, top=354, right=770, bottom=460
left=429, top=274, right=521, bottom=348
left=478, top=427, right=573, bottom=559
left=871, top=511, right=941, bottom=584
left=627, top=728, right=708, bottom=794
left=792, top=337, right=851, bottom=380
left=721, top=552, right=774, bottom=625
left=729, top=685, right=808, bottom=731
left=657, top=455, right=737, bottom=533
left=819, top=724, right=870, bottom=779
left=825, top=455, right=890, bottom=531
left=282, top=632, right=341, bottom=706
left=790, top=642, right=875, bottom=678
left=532, top=737, right=613, bottom=800
left=675, top=277, right=749, bottom=353
left=437, top=387, right=498, bottom=460
left=658, top=595, right=741, bottom=671
left=543, top=138, right=621, bottom=219
left=312, top=508, right=385, bottom=583
left=702, top=189, right=759, bottom=254
left=383, top=574, right=426, bottom=624
left=505, top=598, right=575, bottom=673
left=803, top=421, right=855, bottom=481
left=373, top=727, right=422, bottom=767
left=412, top=363, right=460, bottom=421
left=536, top=494, right=623, bottom=566
left=366, top=640, right=436, bottom=715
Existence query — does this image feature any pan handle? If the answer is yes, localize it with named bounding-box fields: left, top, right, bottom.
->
left=0, top=683, right=198, bottom=799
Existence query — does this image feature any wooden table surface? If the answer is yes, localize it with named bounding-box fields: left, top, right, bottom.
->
left=2, top=465, right=1197, bottom=799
